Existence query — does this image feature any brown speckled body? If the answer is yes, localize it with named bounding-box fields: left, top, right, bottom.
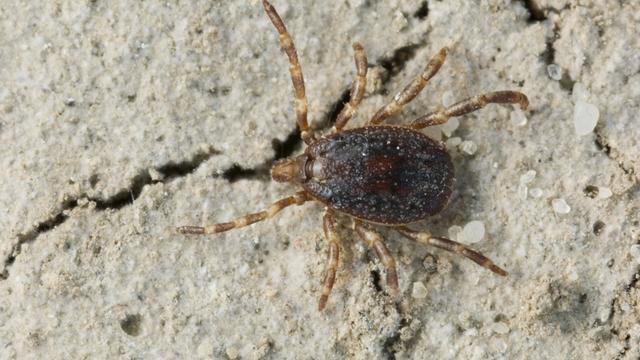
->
left=303, top=126, right=455, bottom=224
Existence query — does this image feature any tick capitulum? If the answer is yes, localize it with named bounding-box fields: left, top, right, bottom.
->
left=178, top=0, right=528, bottom=311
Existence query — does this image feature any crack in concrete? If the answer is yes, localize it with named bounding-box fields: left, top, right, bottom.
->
left=594, top=130, right=638, bottom=183
left=519, top=0, right=547, bottom=23
left=1, top=146, right=219, bottom=280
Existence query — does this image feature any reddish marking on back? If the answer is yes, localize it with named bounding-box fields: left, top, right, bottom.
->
left=366, top=154, right=397, bottom=175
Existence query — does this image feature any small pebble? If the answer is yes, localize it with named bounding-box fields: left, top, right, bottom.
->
left=448, top=225, right=463, bottom=241
left=148, top=168, right=164, bottom=181
left=519, top=170, right=536, bottom=184
left=529, top=188, right=543, bottom=198
left=459, top=140, right=478, bottom=155
left=491, top=321, right=510, bottom=335
left=411, top=282, right=428, bottom=299
left=546, top=64, right=562, bottom=80
left=510, top=108, right=527, bottom=126
left=597, top=187, right=613, bottom=199
left=462, top=221, right=485, bottom=243
left=392, top=11, right=408, bottom=31
left=573, top=100, right=599, bottom=135
left=445, top=136, right=462, bottom=150
left=441, top=117, right=460, bottom=137
left=552, top=198, right=571, bottom=214
left=226, top=346, right=239, bottom=359
left=518, top=184, right=528, bottom=200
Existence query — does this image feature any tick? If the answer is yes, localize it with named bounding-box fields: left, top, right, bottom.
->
left=178, top=0, right=529, bottom=311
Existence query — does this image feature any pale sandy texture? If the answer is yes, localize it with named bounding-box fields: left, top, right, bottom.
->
left=0, top=0, right=638, bottom=359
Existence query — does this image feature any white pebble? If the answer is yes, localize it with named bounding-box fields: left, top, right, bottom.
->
left=491, top=321, right=510, bottom=335
left=462, top=221, right=485, bottom=243
left=510, top=108, right=528, bottom=126
left=519, top=170, right=536, bottom=184
left=442, top=90, right=456, bottom=107
left=529, top=188, right=543, bottom=198
left=226, top=347, right=239, bottom=359
left=392, top=11, right=408, bottom=31
left=573, top=100, right=599, bottom=136
left=448, top=225, right=463, bottom=241
left=546, top=64, right=562, bottom=80
left=411, top=282, right=428, bottom=299
left=552, top=198, right=571, bottom=214
left=572, top=82, right=589, bottom=102
left=441, top=117, right=460, bottom=137
left=630, top=245, right=640, bottom=263
left=445, top=136, right=462, bottom=150
left=518, top=184, right=528, bottom=200
left=459, top=140, right=478, bottom=155
left=597, top=187, right=613, bottom=199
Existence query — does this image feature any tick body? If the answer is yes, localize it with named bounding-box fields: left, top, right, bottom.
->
left=301, top=126, right=454, bottom=225
left=178, top=0, right=528, bottom=311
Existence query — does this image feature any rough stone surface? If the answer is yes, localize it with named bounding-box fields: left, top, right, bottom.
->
left=1, top=0, right=638, bottom=359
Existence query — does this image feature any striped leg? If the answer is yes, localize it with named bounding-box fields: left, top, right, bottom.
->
left=262, top=0, right=315, bottom=144
left=318, top=209, right=341, bottom=311
left=334, top=43, right=368, bottom=132
left=354, top=221, right=400, bottom=300
left=395, top=226, right=507, bottom=276
left=368, top=47, right=448, bottom=125
left=177, top=191, right=309, bottom=235
left=409, top=91, right=529, bottom=129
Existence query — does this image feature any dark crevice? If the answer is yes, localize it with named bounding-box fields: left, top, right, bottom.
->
left=272, top=127, right=302, bottom=160
left=540, top=32, right=556, bottom=66
left=370, top=269, right=383, bottom=293
left=222, top=163, right=271, bottom=183
left=219, top=124, right=303, bottom=184
left=91, top=172, right=152, bottom=210
left=320, top=88, right=351, bottom=129
left=157, top=149, right=219, bottom=181
left=1, top=146, right=219, bottom=280
left=1, top=198, right=78, bottom=279
left=595, top=132, right=636, bottom=179
left=378, top=44, right=421, bottom=87
left=90, top=147, right=219, bottom=210
left=413, top=2, right=429, bottom=19
left=558, top=72, right=575, bottom=92
left=520, top=0, right=547, bottom=23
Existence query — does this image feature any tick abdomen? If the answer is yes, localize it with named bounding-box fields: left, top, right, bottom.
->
left=304, top=126, right=455, bottom=224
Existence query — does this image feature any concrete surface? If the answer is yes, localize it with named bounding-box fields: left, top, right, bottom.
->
left=0, top=0, right=638, bottom=358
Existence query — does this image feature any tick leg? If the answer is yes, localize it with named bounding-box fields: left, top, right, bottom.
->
left=368, top=47, right=448, bottom=125
left=262, top=0, right=315, bottom=144
left=409, top=91, right=529, bottom=129
left=318, top=209, right=342, bottom=311
left=354, top=221, right=400, bottom=300
left=176, top=191, right=309, bottom=235
left=334, top=43, right=368, bottom=132
left=395, top=226, right=507, bottom=276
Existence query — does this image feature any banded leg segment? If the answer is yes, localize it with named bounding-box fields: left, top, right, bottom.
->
left=318, top=210, right=341, bottom=311
left=262, top=0, right=315, bottom=144
left=334, top=43, right=368, bottom=132
left=409, top=91, right=529, bottom=129
left=369, top=47, right=449, bottom=125
left=177, top=191, right=309, bottom=235
left=354, top=221, right=400, bottom=299
left=395, top=226, right=507, bottom=276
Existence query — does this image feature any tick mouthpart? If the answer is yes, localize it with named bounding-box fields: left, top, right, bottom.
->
left=271, top=156, right=307, bottom=183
